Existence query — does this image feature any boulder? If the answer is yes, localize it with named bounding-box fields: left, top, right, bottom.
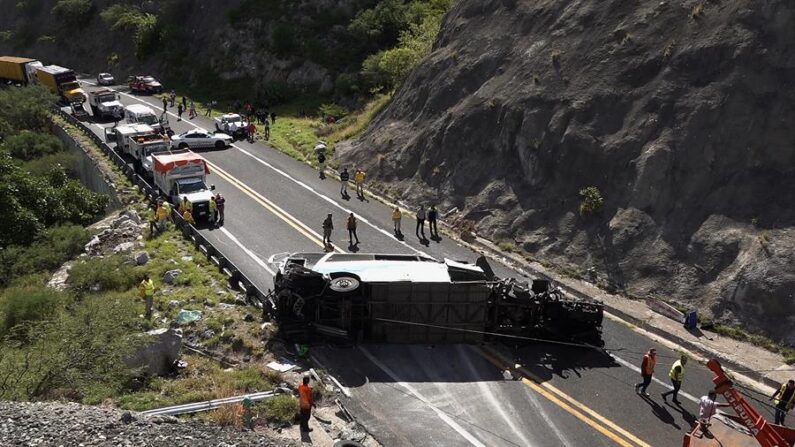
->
left=113, top=242, right=135, bottom=253
left=135, top=251, right=150, bottom=266
left=124, top=328, right=182, bottom=376
left=124, top=210, right=141, bottom=225
left=163, top=269, right=182, bottom=284
left=84, top=236, right=100, bottom=253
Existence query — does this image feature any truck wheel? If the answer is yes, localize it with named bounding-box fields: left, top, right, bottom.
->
left=215, top=141, right=225, bottom=149
left=333, top=441, right=364, bottom=447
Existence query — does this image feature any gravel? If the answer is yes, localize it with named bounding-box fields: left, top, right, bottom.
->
left=0, top=401, right=293, bottom=447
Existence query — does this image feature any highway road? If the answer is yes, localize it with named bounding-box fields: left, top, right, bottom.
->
left=75, top=80, right=779, bottom=446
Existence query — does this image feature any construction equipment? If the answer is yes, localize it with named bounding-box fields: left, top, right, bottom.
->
left=0, top=56, right=42, bottom=85
left=266, top=253, right=604, bottom=344
left=683, top=359, right=795, bottom=447
left=35, top=65, right=85, bottom=103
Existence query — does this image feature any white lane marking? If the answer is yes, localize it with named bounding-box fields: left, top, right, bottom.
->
left=609, top=353, right=698, bottom=403
left=218, top=227, right=275, bottom=275
left=456, top=345, right=540, bottom=447
left=358, top=346, right=486, bottom=447
left=79, top=80, right=433, bottom=259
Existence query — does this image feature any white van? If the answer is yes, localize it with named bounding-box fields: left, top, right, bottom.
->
left=124, top=104, right=159, bottom=126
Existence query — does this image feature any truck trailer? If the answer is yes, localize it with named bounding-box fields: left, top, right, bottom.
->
left=0, top=56, right=43, bottom=85
left=35, top=65, right=85, bottom=103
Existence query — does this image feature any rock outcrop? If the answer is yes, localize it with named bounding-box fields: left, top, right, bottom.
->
left=339, top=0, right=795, bottom=342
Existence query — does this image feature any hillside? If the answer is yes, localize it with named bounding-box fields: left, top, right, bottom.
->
left=339, top=0, right=795, bottom=343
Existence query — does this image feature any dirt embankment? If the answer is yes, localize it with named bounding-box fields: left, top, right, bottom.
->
left=338, top=0, right=795, bottom=342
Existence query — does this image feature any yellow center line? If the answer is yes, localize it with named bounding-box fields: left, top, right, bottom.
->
left=475, top=346, right=651, bottom=447
left=205, top=159, right=344, bottom=253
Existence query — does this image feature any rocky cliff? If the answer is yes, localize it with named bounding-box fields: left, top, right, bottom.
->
left=339, top=0, right=795, bottom=342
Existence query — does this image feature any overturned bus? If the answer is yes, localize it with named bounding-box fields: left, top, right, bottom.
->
left=266, top=253, right=603, bottom=344
left=263, top=253, right=603, bottom=344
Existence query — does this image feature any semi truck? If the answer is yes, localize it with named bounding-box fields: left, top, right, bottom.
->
left=152, top=151, right=214, bottom=222
left=0, top=56, right=43, bottom=85
left=87, top=88, right=124, bottom=121
left=35, top=65, right=85, bottom=103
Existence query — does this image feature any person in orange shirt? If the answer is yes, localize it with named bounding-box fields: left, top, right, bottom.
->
left=634, top=348, right=656, bottom=397
left=298, top=375, right=315, bottom=432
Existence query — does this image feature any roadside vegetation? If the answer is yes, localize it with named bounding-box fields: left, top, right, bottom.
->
left=0, top=87, right=284, bottom=412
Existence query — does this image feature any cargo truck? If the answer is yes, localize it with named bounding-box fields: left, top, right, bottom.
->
left=152, top=151, right=214, bottom=222
left=0, top=56, right=43, bottom=85
left=87, top=88, right=123, bottom=121
left=35, top=65, right=85, bottom=103
left=129, top=133, right=170, bottom=177
left=104, top=123, right=156, bottom=157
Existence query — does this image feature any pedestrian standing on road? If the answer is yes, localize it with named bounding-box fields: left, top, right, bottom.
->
left=189, top=101, right=196, bottom=119
left=416, top=205, right=427, bottom=239
left=698, top=390, right=730, bottom=424
left=428, top=205, right=439, bottom=239
left=162, top=96, right=168, bottom=113
left=315, top=143, right=327, bottom=179
left=322, top=214, right=334, bottom=249
left=179, top=196, right=192, bottom=214
left=215, top=193, right=225, bottom=225
left=340, top=168, right=350, bottom=197
left=177, top=104, right=184, bottom=121
left=392, top=207, right=402, bottom=235
left=270, top=112, right=276, bottom=124
left=634, top=348, right=656, bottom=397
left=205, top=100, right=215, bottom=117
left=138, top=273, right=155, bottom=320
left=263, top=118, right=270, bottom=140
left=662, top=355, right=688, bottom=404
left=298, top=375, right=316, bottom=433
left=347, top=213, right=360, bottom=245
left=182, top=96, right=187, bottom=110
left=354, top=168, right=366, bottom=198
left=247, top=121, right=257, bottom=143
left=771, top=379, right=795, bottom=425
left=209, top=196, right=217, bottom=227
left=169, top=89, right=176, bottom=107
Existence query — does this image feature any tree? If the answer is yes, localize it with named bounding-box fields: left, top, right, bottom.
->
left=51, top=0, right=94, bottom=26
left=579, top=186, right=605, bottom=216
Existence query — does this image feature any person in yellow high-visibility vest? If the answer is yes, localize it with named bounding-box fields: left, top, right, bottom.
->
left=138, top=273, right=155, bottom=320
left=771, top=379, right=795, bottom=425
left=662, top=355, right=688, bottom=404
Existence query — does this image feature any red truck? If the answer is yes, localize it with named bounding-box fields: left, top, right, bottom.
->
left=128, top=75, right=163, bottom=94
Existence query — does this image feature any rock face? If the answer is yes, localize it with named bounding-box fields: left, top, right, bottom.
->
left=124, top=328, right=183, bottom=377
left=339, top=0, right=795, bottom=342
left=0, top=400, right=286, bottom=446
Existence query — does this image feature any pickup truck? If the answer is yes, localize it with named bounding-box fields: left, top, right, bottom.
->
left=104, top=123, right=156, bottom=156
left=128, top=75, right=163, bottom=94
left=152, top=151, right=215, bottom=222
left=214, top=113, right=249, bottom=139
left=87, top=88, right=123, bottom=121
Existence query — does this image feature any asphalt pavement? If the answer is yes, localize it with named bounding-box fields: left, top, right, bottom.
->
left=74, top=80, right=778, bottom=447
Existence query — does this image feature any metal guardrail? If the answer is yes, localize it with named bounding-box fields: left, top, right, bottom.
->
left=139, top=389, right=285, bottom=416
left=53, top=108, right=269, bottom=307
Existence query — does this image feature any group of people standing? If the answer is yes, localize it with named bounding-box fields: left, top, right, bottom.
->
left=320, top=204, right=441, bottom=251
left=634, top=349, right=795, bottom=427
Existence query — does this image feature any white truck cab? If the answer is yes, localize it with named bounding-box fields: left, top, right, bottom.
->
left=87, top=89, right=123, bottom=121
left=104, top=123, right=155, bottom=155
left=152, top=151, right=214, bottom=221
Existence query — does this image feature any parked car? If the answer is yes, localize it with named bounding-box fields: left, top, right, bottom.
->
left=96, top=72, right=115, bottom=85
left=214, top=113, right=249, bottom=139
left=170, top=129, right=232, bottom=150
left=128, top=75, right=162, bottom=94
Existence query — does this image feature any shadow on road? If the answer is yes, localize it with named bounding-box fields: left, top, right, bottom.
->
left=507, top=342, right=619, bottom=383
left=640, top=394, right=681, bottom=430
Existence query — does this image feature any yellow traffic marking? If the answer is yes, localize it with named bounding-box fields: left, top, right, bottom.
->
left=205, top=160, right=343, bottom=253
left=476, top=346, right=651, bottom=447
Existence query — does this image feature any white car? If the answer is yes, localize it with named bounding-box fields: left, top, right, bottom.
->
left=170, top=129, right=232, bottom=150
left=214, top=113, right=249, bottom=138
left=97, top=72, right=115, bottom=86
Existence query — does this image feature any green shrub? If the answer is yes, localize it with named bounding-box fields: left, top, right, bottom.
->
left=20, top=151, right=79, bottom=177
left=263, top=394, right=298, bottom=423
left=4, top=130, right=64, bottom=161
left=0, top=86, right=57, bottom=136
left=0, top=285, right=65, bottom=335
left=51, top=0, right=93, bottom=26
left=68, top=256, right=139, bottom=293
left=0, top=224, right=91, bottom=286
left=318, top=103, right=349, bottom=120
left=100, top=4, right=161, bottom=59
left=579, top=186, right=604, bottom=216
